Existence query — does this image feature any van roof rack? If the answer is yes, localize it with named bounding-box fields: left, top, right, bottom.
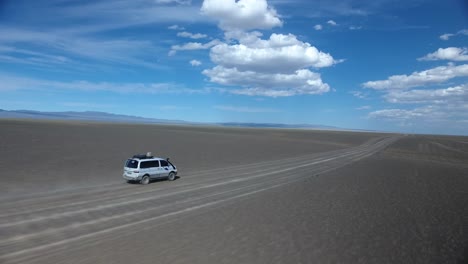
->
left=132, top=154, right=154, bottom=159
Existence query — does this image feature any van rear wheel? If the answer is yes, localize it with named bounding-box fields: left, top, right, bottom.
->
left=168, top=172, right=176, bottom=181
left=141, top=175, right=150, bottom=185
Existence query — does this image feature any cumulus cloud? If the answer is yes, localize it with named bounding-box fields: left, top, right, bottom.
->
left=385, top=84, right=468, bottom=104
left=177, top=31, right=208, bottom=39
left=202, top=33, right=336, bottom=96
left=203, top=66, right=330, bottom=97
left=363, top=41, right=468, bottom=132
left=189, top=59, right=202, bottom=66
left=198, top=0, right=337, bottom=97
left=209, top=33, right=337, bottom=73
left=365, top=66, right=468, bottom=132
left=201, top=0, right=282, bottom=31
left=418, top=47, right=468, bottom=61
left=439, top=29, right=468, bottom=41
left=363, top=64, right=468, bottom=90
left=169, top=39, right=222, bottom=55
left=314, top=24, right=323, bottom=30
left=327, top=20, right=338, bottom=26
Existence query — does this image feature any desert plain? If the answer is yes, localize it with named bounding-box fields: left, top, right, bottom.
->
left=0, top=119, right=467, bottom=263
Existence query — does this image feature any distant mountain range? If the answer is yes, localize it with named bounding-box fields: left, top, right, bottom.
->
left=0, top=109, right=189, bottom=124
left=0, top=109, right=344, bottom=130
left=217, top=122, right=339, bottom=130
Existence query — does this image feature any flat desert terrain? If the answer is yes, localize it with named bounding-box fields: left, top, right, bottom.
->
left=0, top=119, right=467, bottom=263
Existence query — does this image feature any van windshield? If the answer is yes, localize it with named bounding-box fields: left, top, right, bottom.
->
left=126, top=159, right=139, bottom=168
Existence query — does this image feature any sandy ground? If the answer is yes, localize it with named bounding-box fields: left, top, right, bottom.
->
left=0, top=119, right=380, bottom=196
left=1, top=119, right=467, bottom=264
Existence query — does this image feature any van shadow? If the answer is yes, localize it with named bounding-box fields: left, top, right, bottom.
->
left=126, top=176, right=181, bottom=185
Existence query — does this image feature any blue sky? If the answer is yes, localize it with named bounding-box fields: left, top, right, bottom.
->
left=0, top=0, right=467, bottom=135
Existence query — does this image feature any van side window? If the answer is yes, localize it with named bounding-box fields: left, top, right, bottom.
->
left=160, top=160, right=169, bottom=167
left=149, top=160, right=160, bottom=168
left=140, top=161, right=150, bottom=169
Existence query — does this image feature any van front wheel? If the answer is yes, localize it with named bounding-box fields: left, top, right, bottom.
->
left=168, top=172, right=176, bottom=181
left=141, top=175, right=150, bottom=185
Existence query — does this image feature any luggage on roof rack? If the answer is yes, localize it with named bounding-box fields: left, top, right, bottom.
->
left=133, top=154, right=153, bottom=159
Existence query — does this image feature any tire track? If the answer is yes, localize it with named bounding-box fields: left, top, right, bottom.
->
left=0, top=136, right=387, bottom=218
left=0, top=136, right=399, bottom=264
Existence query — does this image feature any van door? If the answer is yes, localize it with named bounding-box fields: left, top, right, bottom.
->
left=139, top=161, right=151, bottom=177
left=159, top=159, right=170, bottom=178
left=148, top=160, right=160, bottom=178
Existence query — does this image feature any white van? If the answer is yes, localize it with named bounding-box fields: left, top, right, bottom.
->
left=123, top=154, right=178, bottom=185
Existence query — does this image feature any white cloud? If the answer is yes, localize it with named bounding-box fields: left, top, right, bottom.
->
left=224, top=30, right=264, bottom=44
left=439, top=29, right=468, bottom=41
left=362, top=38, right=468, bottom=132
left=418, top=47, right=468, bottom=61
left=214, top=105, right=279, bottom=113
left=363, top=64, right=468, bottom=90
left=203, top=66, right=330, bottom=97
left=368, top=108, right=431, bottom=120
left=356, top=105, right=371, bottom=110
left=350, top=90, right=368, bottom=99
left=368, top=103, right=468, bottom=134
left=169, top=39, right=222, bottom=55
left=0, top=28, right=163, bottom=71
left=201, top=0, right=282, bottom=31
left=199, top=1, right=337, bottom=97
left=190, top=59, right=202, bottom=66
left=0, top=0, right=215, bottom=71
left=168, top=25, right=185, bottom=30
left=366, top=71, right=468, bottom=132
left=313, top=20, right=338, bottom=30
left=177, top=31, right=208, bottom=39
left=349, top=26, right=362, bottom=30
left=384, top=84, right=468, bottom=104
left=440, top=34, right=454, bottom=41
left=369, top=103, right=468, bottom=122
left=0, top=44, right=70, bottom=66
left=209, top=33, right=337, bottom=73
left=0, top=74, right=209, bottom=94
